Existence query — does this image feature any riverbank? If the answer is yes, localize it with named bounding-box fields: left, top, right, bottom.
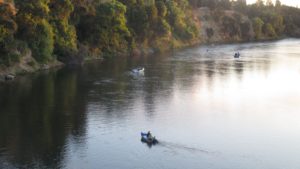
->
left=0, top=57, right=63, bottom=82
left=0, top=5, right=295, bottom=81
left=0, top=37, right=283, bottom=82
left=0, top=35, right=287, bottom=82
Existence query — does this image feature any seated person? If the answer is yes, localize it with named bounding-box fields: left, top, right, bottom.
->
left=147, top=131, right=153, bottom=139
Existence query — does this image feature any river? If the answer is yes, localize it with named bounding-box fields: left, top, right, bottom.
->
left=1, top=39, right=300, bottom=169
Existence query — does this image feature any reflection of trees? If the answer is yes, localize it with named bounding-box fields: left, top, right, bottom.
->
left=86, top=55, right=177, bottom=119
left=0, top=68, right=88, bottom=168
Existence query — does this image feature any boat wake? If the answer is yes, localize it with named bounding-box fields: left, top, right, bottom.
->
left=157, top=141, right=218, bottom=155
left=157, top=141, right=263, bottom=164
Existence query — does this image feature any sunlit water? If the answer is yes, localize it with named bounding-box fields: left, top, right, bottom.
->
left=1, top=39, right=300, bottom=169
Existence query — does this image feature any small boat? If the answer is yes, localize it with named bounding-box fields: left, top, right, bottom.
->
left=234, top=52, right=240, bottom=58
left=131, top=67, right=144, bottom=73
left=141, top=132, right=158, bottom=144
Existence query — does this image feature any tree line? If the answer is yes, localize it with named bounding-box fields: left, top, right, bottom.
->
left=189, top=0, right=300, bottom=39
left=0, top=0, right=198, bottom=66
left=0, top=0, right=299, bottom=66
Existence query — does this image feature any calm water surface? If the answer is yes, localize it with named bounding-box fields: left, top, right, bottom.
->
left=1, top=39, right=300, bottom=169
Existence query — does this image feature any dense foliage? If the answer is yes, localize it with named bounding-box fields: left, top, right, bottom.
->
left=190, top=0, right=299, bottom=39
left=0, top=0, right=300, bottom=66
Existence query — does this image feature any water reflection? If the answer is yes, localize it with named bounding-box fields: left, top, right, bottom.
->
left=0, top=68, right=88, bottom=168
left=0, top=39, right=299, bottom=169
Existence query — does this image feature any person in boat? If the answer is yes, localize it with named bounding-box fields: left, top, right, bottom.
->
left=234, top=52, right=240, bottom=58
left=147, top=131, right=153, bottom=139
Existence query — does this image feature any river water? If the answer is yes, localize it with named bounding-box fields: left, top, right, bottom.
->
left=1, top=39, right=300, bottom=169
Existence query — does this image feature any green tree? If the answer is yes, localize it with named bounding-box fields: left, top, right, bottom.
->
left=155, top=18, right=171, bottom=36
left=15, top=0, right=51, bottom=18
left=70, top=0, right=91, bottom=25
left=166, top=1, right=186, bottom=39
left=0, top=1, right=18, bottom=65
left=49, top=0, right=78, bottom=62
left=164, top=1, right=198, bottom=40
left=253, top=17, right=264, bottom=39
left=264, top=23, right=277, bottom=37
left=146, top=4, right=158, bottom=23
left=270, top=14, right=284, bottom=35
left=156, top=0, right=167, bottom=18
left=78, top=1, right=130, bottom=56
left=0, top=2, right=16, bottom=42
left=126, top=3, right=149, bottom=39
left=15, top=0, right=55, bottom=63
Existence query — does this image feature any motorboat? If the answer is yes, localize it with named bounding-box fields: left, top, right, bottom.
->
left=141, top=132, right=158, bottom=144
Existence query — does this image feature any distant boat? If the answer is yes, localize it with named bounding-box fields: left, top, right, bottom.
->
left=131, top=67, right=144, bottom=73
left=234, top=52, right=240, bottom=58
